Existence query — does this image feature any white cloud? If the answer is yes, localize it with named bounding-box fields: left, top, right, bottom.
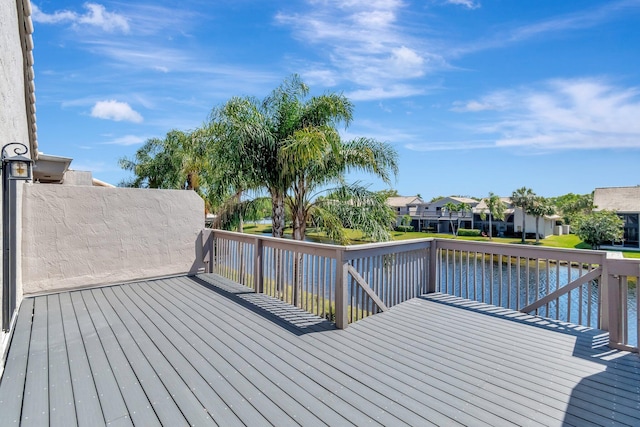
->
left=454, top=0, right=640, bottom=56
left=31, top=4, right=76, bottom=23
left=103, top=135, right=146, bottom=146
left=405, top=140, right=496, bottom=151
left=91, top=100, right=143, bottom=123
left=32, top=3, right=129, bottom=33
left=347, top=84, right=426, bottom=101
left=445, top=0, right=481, bottom=9
left=455, top=78, right=640, bottom=151
left=275, top=0, right=438, bottom=99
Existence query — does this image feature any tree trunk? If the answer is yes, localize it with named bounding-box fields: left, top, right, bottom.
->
left=489, top=214, right=493, bottom=240
left=270, top=190, right=285, bottom=238
left=521, top=215, right=526, bottom=243
left=292, top=209, right=306, bottom=241
left=535, top=217, right=540, bottom=244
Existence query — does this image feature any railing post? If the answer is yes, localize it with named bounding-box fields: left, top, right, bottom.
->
left=602, top=252, right=622, bottom=347
left=202, top=229, right=214, bottom=274
left=427, top=239, right=438, bottom=293
left=335, top=248, right=348, bottom=329
left=254, top=237, right=263, bottom=293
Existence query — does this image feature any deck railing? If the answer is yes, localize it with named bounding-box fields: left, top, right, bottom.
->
left=202, top=229, right=639, bottom=352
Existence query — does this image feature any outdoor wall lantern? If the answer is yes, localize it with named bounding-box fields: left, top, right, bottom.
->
left=2, top=142, right=33, bottom=180
left=2, top=142, right=33, bottom=331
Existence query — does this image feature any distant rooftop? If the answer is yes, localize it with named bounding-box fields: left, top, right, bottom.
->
left=594, top=186, right=640, bottom=212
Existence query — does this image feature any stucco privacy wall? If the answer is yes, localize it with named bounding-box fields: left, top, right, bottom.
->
left=21, top=185, right=205, bottom=294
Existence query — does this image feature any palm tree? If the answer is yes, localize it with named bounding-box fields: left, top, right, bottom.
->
left=208, top=74, right=399, bottom=242
left=479, top=193, right=506, bottom=239
left=119, top=129, right=213, bottom=217
left=283, top=135, right=398, bottom=241
left=511, top=187, right=535, bottom=243
left=529, top=196, right=555, bottom=244
left=442, top=202, right=458, bottom=235
left=456, top=202, right=470, bottom=236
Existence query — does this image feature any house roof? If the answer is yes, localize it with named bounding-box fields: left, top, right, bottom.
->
left=449, top=196, right=477, bottom=204
left=593, top=186, right=640, bottom=212
left=17, top=0, right=38, bottom=159
left=386, top=196, right=423, bottom=207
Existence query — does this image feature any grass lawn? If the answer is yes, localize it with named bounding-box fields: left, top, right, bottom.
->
left=240, top=222, right=640, bottom=257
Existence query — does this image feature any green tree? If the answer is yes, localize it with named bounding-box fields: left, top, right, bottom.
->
left=479, top=192, right=505, bottom=240
left=573, top=211, right=624, bottom=250
left=208, top=74, right=398, bottom=242
left=456, top=202, right=470, bottom=236
left=511, top=187, right=536, bottom=243
left=528, top=196, right=555, bottom=244
left=401, top=214, right=412, bottom=226
left=552, top=192, right=594, bottom=224
left=119, top=130, right=200, bottom=190
left=442, top=202, right=458, bottom=235
left=312, top=184, right=397, bottom=244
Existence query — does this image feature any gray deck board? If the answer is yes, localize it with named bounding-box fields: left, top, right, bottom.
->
left=110, top=285, right=245, bottom=427
left=128, top=280, right=323, bottom=426
left=100, top=286, right=215, bottom=427
left=0, top=298, right=33, bottom=424
left=2, top=273, right=640, bottom=427
left=21, top=296, right=49, bottom=426
left=47, top=294, right=77, bottom=427
left=143, top=278, right=352, bottom=427
left=93, top=287, right=192, bottom=426
left=180, top=275, right=448, bottom=426
left=70, top=292, right=132, bottom=426
left=58, top=292, right=104, bottom=427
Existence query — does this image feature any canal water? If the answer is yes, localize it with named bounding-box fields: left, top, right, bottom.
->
left=439, top=255, right=638, bottom=346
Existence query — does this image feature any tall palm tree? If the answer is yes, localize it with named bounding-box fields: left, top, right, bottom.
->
left=283, top=135, right=398, bottom=241
left=511, top=187, right=535, bottom=243
left=209, top=74, right=398, bottom=242
left=456, top=202, right=470, bottom=236
left=480, top=193, right=506, bottom=239
left=529, top=196, right=555, bottom=244
left=119, top=129, right=211, bottom=198
left=443, top=202, right=458, bottom=235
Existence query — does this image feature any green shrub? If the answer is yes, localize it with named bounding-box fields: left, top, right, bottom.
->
left=458, top=229, right=482, bottom=237
left=396, top=225, right=414, bottom=232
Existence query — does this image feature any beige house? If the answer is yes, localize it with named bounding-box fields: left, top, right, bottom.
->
left=386, top=195, right=424, bottom=227
left=593, top=186, right=640, bottom=248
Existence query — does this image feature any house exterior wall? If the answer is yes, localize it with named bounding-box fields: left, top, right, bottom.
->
left=512, top=209, right=556, bottom=237
left=21, top=185, right=206, bottom=295
left=1, top=0, right=32, bottom=357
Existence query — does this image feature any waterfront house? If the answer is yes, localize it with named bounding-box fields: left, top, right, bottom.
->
left=593, top=186, right=640, bottom=248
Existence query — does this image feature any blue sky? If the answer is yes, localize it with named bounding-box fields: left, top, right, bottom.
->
left=31, top=0, right=640, bottom=200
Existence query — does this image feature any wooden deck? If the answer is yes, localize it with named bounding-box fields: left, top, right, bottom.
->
left=1, top=273, right=639, bottom=426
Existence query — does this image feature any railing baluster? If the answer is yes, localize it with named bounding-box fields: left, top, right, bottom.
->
left=566, top=261, right=572, bottom=323
left=545, top=259, right=550, bottom=318
left=621, top=276, right=629, bottom=345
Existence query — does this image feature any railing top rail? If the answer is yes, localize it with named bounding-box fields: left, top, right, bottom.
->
left=205, top=229, right=639, bottom=270
left=434, top=238, right=607, bottom=263
left=606, top=256, right=640, bottom=277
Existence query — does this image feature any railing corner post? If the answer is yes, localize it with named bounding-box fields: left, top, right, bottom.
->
left=602, top=253, right=622, bottom=347
left=427, top=239, right=438, bottom=294
left=335, top=249, right=348, bottom=329
left=254, top=237, right=263, bottom=293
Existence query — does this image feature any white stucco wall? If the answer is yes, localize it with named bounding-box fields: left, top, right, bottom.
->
left=21, top=185, right=205, bottom=295
left=1, top=0, right=31, bottom=356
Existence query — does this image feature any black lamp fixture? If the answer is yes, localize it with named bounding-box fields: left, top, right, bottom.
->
left=2, top=142, right=33, bottom=180
left=2, top=142, right=33, bottom=331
